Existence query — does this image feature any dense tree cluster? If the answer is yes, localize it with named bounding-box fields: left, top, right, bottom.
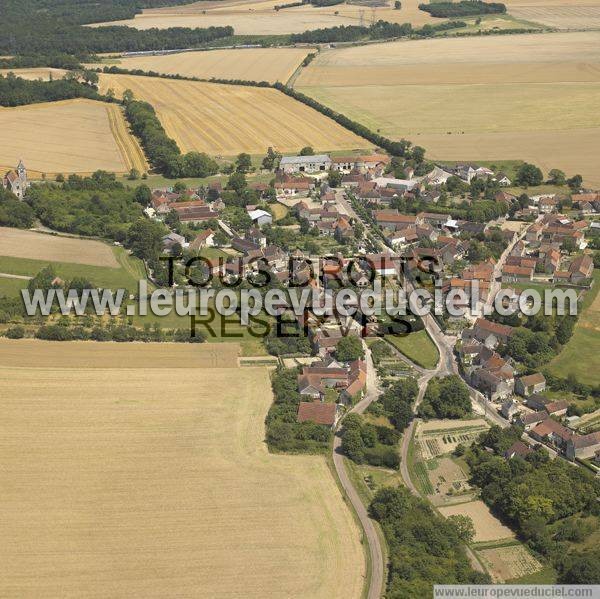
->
left=0, top=188, right=35, bottom=228
left=368, top=377, right=418, bottom=432
left=26, top=173, right=146, bottom=242
left=0, top=1, right=233, bottom=54
left=0, top=73, right=103, bottom=107
left=466, top=426, right=600, bottom=577
left=419, top=375, right=472, bottom=419
left=370, top=487, right=490, bottom=597
left=419, top=0, right=506, bottom=17
left=124, top=100, right=219, bottom=178
left=341, top=413, right=400, bottom=469
left=265, top=367, right=332, bottom=453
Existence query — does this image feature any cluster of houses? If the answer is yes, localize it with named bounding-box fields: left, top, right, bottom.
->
left=1, top=160, right=28, bottom=200
left=459, top=320, right=600, bottom=464
left=499, top=212, right=593, bottom=285
left=293, top=196, right=355, bottom=240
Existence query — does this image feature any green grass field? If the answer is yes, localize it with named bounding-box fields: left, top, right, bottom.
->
left=548, top=271, right=600, bottom=385
left=384, top=330, right=439, bottom=370
left=0, top=247, right=145, bottom=293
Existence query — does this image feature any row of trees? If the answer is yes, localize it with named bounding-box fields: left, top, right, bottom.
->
left=419, top=0, right=506, bottom=17
left=3, top=322, right=203, bottom=343
left=289, top=19, right=465, bottom=44
left=124, top=99, right=219, bottom=178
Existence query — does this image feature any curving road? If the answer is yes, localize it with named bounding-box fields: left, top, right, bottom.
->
left=332, top=345, right=384, bottom=599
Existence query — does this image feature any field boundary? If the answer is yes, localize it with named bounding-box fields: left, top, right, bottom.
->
left=106, top=103, right=148, bottom=173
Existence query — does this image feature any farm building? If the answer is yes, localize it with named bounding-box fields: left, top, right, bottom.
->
left=280, top=154, right=331, bottom=174
left=297, top=401, right=339, bottom=428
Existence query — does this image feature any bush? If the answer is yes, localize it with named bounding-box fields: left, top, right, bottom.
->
left=5, top=325, right=25, bottom=339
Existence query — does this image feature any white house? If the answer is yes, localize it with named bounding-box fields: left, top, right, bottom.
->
left=247, top=209, right=273, bottom=227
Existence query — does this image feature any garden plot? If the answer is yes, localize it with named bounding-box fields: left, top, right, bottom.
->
left=416, top=419, right=489, bottom=459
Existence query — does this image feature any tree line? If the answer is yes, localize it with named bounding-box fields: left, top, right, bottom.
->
left=419, top=0, right=506, bottom=18
left=289, top=19, right=465, bottom=44
left=124, top=99, right=219, bottom=178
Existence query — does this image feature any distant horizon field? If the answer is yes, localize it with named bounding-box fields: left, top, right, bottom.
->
left=0, top=99, right=147, bottom=176
left=89, top=0, right=438, bottom=34
left=296, top=32, right=600, bottom=187
left=0, top=340, right=365, bottom=598
left=98, top=73, right=372, bottom=156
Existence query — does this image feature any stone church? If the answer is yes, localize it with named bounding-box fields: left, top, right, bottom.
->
left=2, top=160, right=29, bottom=200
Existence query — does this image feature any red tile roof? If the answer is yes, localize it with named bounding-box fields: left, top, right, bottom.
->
left=297, top=402, right=337, bottom=426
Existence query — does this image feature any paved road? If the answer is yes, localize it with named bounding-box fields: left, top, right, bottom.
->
left=332, top=345, right=384, bottom=599
left=0, top=272, right=32, bottom=280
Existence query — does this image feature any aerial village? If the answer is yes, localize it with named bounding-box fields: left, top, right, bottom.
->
left=124, top=147, right=600, bottom=469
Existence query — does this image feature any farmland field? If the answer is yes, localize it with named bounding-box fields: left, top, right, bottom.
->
left=0, top=340, right=365, bottom=598
left=296, top=32, right=600, bottom=187
left=93, top=48, right=310, bottom=84
left=548, top=270, right=600, bottom=385
left=98, top=73, right=371, bottom=155
left=0, top=67, right=68, bottom=81
left=439, top=500, right=515, bottom=543
left=0, top=99, right=147, bottom=177
left=0, top=228, right=119, bottom=268
left=91, top=0, right=438, bottom=34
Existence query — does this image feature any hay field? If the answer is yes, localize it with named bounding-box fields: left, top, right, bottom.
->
left=296, top=32, right=600, bottom=186
left=0, top=67, right=68, bottom=81
left=98, top=73, right=371, bottom=155
left=0, top=339, right=364, bottom=598
left=91, top=0, right=437, bottom=33
left=96, top=48, right=310, bottom=84
left=439, top=501, right=515, bottom=543
left=510, top=5, right=600, bottom=29
left=0, top=228, right=119, bottom=268
left=0, top=99, right=147, bottom=177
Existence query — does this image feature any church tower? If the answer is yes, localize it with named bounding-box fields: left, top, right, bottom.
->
left=16, top=159, right=26, bottom=183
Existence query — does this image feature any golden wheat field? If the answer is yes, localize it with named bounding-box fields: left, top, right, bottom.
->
left=99, top=73, right=371, bottom=155
left=95, top=48, right=310, bottom=84
left=296, top=32, right=600, bottom=186
left=0, top=228, right=120, bottom=268
left=91, top=0, right=437, bottom=33
left=0, top=339, right=365, bottom=599
left=0, top=67, right=68, bottom=81
left=0, top=99, right=147, bottom=177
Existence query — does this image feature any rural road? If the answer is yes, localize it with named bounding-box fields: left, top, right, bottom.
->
left=0, top=272, right=32, bottom=280
left=332, top=345, right=384, bottom=599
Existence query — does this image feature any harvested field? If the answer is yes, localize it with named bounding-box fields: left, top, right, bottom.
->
left=0, top=228, right=119, bottom=267
left=510, top=5, right=600, bottom=29
left=479, top=544, right=543, bottom=582
left=296, top=32, right=600, bottom=187
left=439, top=501, right=515, bottom=543
left=0, top=340, right=364, bottom=598
left=0, top=67, right=68, bottom=81
left=0, top=99, right=147, bottom=177
left=91, top=0, right=437, bottom=34
left=92, top=48, right=311, bottom=84
left=98, top=73, right=371, bottom=155
left=0, top=338, right=240, bottom=368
